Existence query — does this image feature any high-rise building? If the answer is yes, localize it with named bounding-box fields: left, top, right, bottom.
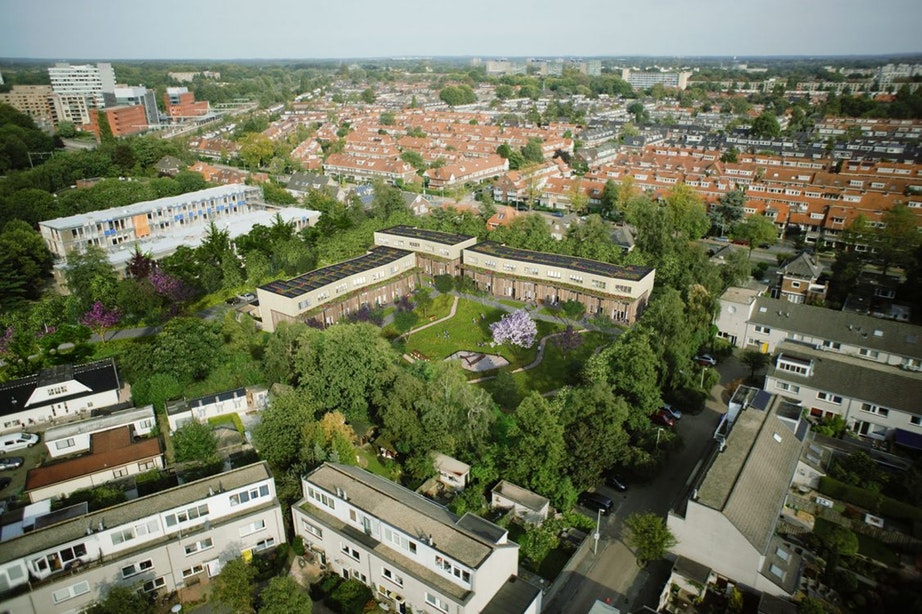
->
left=103, top=86, right=160, bottom=127
left=47, top=63, right=117, bottom=124
left=620, top=68, right=693, bottom=90
left=0, top=85, right=59, bottom=130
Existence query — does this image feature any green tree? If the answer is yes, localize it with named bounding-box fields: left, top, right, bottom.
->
left=360, top=87, right=376, bottom=104
left=504, top=392, right=570, bottom=506
left=63, top=244, right=119, bottom=312
left=213, top=557, right=257, bottom=614
left=85, top=585, right=155, bottom=614
left=740, top=349, right=770, bottom=381
left=258, top=576, right=312, bottom=614
left=172, top=420, right=218, bottom=463
left=520, top=138, right=544, bottom=165
left=518, top=523, right=559, bottom=568
left=585, top=331, right=661, bottom=430
left=239, top=133, right=275, bottom=170
left=875, top=203, right=919, bottom=274
left=439, top=85, right=476, bottom=106
left=557, top=383, right=630, bottom=488
left=710, top=189, right=745, bottom=236
left=750, top=111, right=782, bottom=138
left=623, top=512, right=677, bottom=567
left=731, top=215, right=778, bottom=259
left=414, top=288, right=433, bottom=317
left=559, top=299, right=586, bottom=323
left=0, top=221, right=53, bottom=308
left=253, top=388, right=314, bottom=470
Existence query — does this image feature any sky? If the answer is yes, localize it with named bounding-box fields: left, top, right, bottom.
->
left=1, top=0, right=920, bottom=60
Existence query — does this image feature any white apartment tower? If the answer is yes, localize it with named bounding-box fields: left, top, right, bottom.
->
left=48, top=63, right=117, bottom=124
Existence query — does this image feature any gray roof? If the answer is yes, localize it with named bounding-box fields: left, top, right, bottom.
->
left=696, top=395, right=805, bottom=554
left=305, top=463, right=507, bottom=569
left=0, top=462, right=273, bottom=565
left=43, top=405, right=154, bottom=441
left=481, top=575, right=542, bottom=614
left=674, top=555, right=711, bottom=585
left=779, top=251, right=823, bottom=280
left=770, top=342, right=922, bottom=413
left=751, top=297, right=922, bottom=360
left=491, top=480, right=549, bottom=512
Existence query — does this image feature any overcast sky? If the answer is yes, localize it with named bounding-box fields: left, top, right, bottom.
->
left=1, top=0, right=920, bottom=60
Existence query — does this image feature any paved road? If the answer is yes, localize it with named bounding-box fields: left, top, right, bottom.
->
left=544, top=354, right=750, bottom=613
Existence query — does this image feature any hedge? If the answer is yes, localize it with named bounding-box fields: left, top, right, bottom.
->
left=818, top=476, right=922, bottom=521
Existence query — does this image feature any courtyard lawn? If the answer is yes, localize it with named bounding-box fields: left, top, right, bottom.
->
left=400, top=298, right=559, bottom=368
left=480, top=331, right=611, bottom=397
left=207, top=413, right=246, bottom=435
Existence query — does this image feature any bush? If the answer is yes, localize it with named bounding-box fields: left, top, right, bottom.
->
left=292, top=535, right=306, bottom=556
left=434, top=274, right=455, bottom=293
left=818, top=476, right=922, bottom=521
left=328, top=579, right=373, bottom=614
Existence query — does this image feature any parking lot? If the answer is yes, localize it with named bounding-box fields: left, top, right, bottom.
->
left=0, top=433, right=49, bottom=504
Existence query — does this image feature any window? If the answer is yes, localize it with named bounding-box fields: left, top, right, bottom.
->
left=255, top=537, right=276, bottom=551
left=382, top=567, right=403, bottom=587
left=769, top=564, right=784, bottom=579
left=776, top=356, right=812, bottom=376
left=426, top=592, right=449, bottom=613
left=239, top=519, right=266, bottom=537
left=569, top=275, right=583, bottom=283
left=754, top=325, right=772, bottom=334
left=592, top=280, right=607, bottom=289
left=859, top=348, right=880, bottom=359
left=861, top=403, right=890, bottom=417
left=182, top=565, right=204, bottom=578
left=113, top=467, right=129, bottom=478
left=55, top=438, right=76, bottom=450
left=138, top=459, right=156, bottom=471
left=816, top=391, right=842, bottom=405
left=52, top=581, right=90, bottom=604
left=615, top=284, right=631, bottom=293
left=525, top=267, right=539, bottom=275
left=307, top=486, right=335, bottom=510
left=791, top=281, right=801, bottom=288
left=111, top=527, right=135, bottom=546
left=184, top=538, right=214, bottom=555
left=547, top=270, right=561, bottom=278
left=383, top=527, right=416, bottom=555
left=121, top=559, right=153, bottom=578
left=301, top=520, right=323, bottom=538
left=911, top=415, right=922, bottom=426
left=775, top=382, right=800, bottom=393
left=484, top=260, right=496, bottom=268
left=503, top=264, right=516, bottom=271
left=229, top=485, right=270, bottom=507
left=822, top=340, right=840, bottom=350
left=140, top=577, right=166, bottom=593
left=165, top=504, right=209, bottom=527
left=776, top=547, right=791, bottom=562
left=340, top=543, right=360, bottom=561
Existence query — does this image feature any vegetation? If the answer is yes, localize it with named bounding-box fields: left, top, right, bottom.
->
left=213, top=557, right=258, bottom=614
left=623, top=512, right=677, bottom=567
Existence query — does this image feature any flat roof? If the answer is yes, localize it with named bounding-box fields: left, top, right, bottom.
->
left=43, top=405, right=154, bottom=441
left=481, top=575, right=541, bottom=614
left=465, top=241, right=653, bottom=281
left=40, top=184, right=258, bottom=230
left=378, top=225, right=474, bottom=247
left=259, top=246, right=412, bottom=299
left=1, top=462, right=273, bottom=565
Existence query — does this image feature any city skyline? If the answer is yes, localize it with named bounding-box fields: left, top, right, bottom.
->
left=1, top=0, right=921, bottom=61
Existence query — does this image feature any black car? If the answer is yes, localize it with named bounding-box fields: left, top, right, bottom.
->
left=578, top=491, right=614, bottom=515
left=0, top=457, right=24, bottom=471
left=605, top=474, right=628, bottom=493
left=0, top=477, right=10, bottom=491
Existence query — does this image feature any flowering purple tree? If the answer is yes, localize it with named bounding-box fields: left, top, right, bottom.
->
left=554, top=324, right=583, bottom=355
left=490, top=309, right=538, bottom=349
left=0, top=326, right=13, bottom=357
left=81, top=301, right=121, bottom=343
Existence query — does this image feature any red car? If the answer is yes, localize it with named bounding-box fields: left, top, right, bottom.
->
left=652, top=410, right=676, bottom=428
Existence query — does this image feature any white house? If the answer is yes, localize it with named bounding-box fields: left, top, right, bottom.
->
left=292, top=463, right=541, bottom=614
left=490, top=481, right=550, bottom=525
left=0, top=360, right=124, bottom=433
left=0, top=462, right=285, bottom=614
left=165, top=386, right=268, bottom=431
left=43, top=406, right=156, bottom=459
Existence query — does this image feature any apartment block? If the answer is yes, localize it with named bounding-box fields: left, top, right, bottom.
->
left=43, top=406, right=156, bottom=459
left=47, top=63, right=116, bottom=125
left=39, top=184, right=319, bottom=281
left=88, top=104, right=149, bottom=138
left=462, top=241, right=655, bottom=324
left=256, top=246, right=418, bottom=332
left=620, top=68, right=692, bottom=90
left=104, top=86, right=160, bottom=127
left=0, top=85, right=59, bottom=129
left=292, top=463, right=540, bottom=614
left=163, top=87, right=210, bottom=119
left=0, top=462, right=284, bottom=614
left=373, top=226, right=478, bottom=277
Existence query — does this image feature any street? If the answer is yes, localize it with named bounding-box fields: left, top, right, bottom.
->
left=544, top=354, right=750, bottom=613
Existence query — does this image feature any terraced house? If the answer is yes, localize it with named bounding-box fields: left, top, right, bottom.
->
left=292, top=463, right=541, bottom=614
left=256, top=226, right=656, bottom=331
left=0, top=463, right=285, bottom=614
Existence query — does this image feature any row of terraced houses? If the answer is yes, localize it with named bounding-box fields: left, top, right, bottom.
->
left=255, top=225, right=656, bottom=332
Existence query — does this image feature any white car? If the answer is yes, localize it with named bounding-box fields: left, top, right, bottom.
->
left=0, top=432, right=39, bottom=453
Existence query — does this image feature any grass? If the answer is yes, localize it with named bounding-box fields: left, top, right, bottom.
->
left=208, top=412, right=246, bottom=435
left=401, top=298, right=559, bottom=368
left=355, top=446, right=400, bottom=480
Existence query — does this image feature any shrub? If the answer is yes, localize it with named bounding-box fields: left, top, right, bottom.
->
left=329, top=579, right=373, bottom=614
left=434, top=274, right=454, bottom=293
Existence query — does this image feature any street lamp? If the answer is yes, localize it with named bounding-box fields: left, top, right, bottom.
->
left=655, top=427, right=665, bottom=450
left=593, top=506, right=602, bottom=555
left=700, top=366, right=709, bottom=389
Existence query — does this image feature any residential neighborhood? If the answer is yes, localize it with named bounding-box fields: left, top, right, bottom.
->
left=1, top=5, right=922, bottom=614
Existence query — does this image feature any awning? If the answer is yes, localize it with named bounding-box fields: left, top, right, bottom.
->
left=894, top=428, right=922, bottom=451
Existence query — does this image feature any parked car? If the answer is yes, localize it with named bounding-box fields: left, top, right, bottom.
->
left=0, top=457, right=24, bottom=471
left=693, top=354, right=717, bottom=367
left=237, top=292, right=256, bottom=302
left=661, top=403, right=682, bottom=421
left=578, top=491, right=614, bottom=515
left=605, top=474, right=628, bottom=493
left=652, top=410, right=676, bottom=428
left=0, top=477, right=11, bottom=490
left=0, top=432, right=39, bottom=453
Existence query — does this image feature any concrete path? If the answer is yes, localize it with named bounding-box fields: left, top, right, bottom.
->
left=395, top=295, right=459, bottom=342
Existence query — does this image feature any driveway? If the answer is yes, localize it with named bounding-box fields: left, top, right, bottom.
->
left=545, top=355, right=743, bottom=613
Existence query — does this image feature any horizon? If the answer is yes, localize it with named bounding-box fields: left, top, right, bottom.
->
left=1, top=0, right=920, bottom=61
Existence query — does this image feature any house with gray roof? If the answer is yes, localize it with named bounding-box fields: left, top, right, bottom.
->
left=668, top=391, right=807, bottom=598
left=776, top=251, right=827, bottom=304
left=293, top=463, right=540, bottom=614
left=0, top=462, right=284, bottom=614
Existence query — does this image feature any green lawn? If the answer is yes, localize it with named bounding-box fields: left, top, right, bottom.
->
left=356, top=446, right=400, bottom=480
left=400, top=298, right=559, bottom=368
left=207, top=413, right=246, bottom=435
